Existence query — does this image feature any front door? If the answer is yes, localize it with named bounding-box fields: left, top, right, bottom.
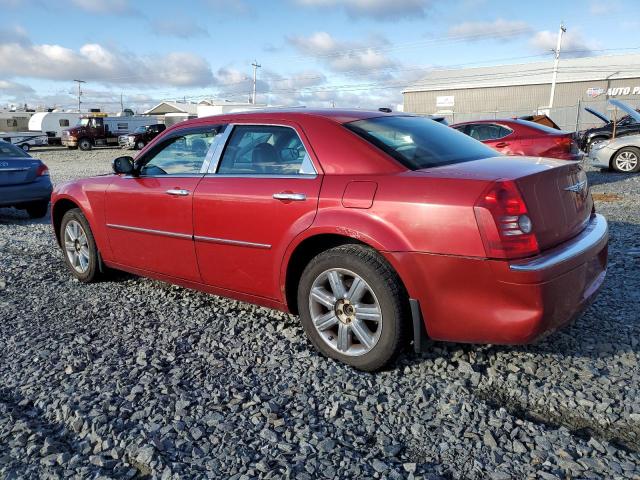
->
left=193, top=123, right=322, bottom=300
left=105, top=126, right=220, bottom=281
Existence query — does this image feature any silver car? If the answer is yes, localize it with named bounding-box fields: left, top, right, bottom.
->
left=588, top=100, right=640, bottom=173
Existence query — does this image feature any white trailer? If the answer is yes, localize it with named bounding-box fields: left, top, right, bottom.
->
left=28, top=112, right=82, bottom=144
left=0, top=112, right=33, bottom=133
left=0, top=131, right=49, bottom=152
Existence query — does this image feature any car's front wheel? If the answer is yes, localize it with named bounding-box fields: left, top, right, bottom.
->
left=78, top=138, right=92, bottom=151
left=612, top=147, right=640, bottom=173
left=297, top=245, right=407, bottom=371
left=60, top=208, right=100, bottom=282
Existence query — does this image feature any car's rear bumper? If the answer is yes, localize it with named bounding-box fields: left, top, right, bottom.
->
left=0, top=177, right=53, bottom=207
left=386, top=214, right=608, bottom=344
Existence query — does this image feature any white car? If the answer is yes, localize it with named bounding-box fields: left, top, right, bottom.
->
left=588, top=100, right=640, bottom=173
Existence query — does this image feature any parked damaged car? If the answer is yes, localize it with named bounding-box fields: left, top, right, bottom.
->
left=578, top=99, right=640, bottom=152
left=451, top=118, right=581, bottom=160
left=51, top=110, right=608, bottom=371
left=589, top=100, right=640, bottom=173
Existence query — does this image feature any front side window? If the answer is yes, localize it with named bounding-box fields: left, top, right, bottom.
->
left=217, top=125, right=315, bottom=175
left=139, top=130, right=217, bottom=176
left=345, top=116, right=496, bottom=170
left=467, top=124, right=512, bottom=141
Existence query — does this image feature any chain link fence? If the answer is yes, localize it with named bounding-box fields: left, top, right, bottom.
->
left=435, top=98, right=640, bottom=132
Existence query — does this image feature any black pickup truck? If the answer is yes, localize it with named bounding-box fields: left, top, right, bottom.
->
left=118, top=124, right=166, bottom=150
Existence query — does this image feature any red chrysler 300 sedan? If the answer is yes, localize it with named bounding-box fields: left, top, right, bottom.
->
left=451, top=118, right=581, bottom=160
left=51, top=110, right=608, bottom=371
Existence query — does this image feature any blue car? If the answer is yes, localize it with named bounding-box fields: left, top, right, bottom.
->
left=0, top=140, right=52, bottom=218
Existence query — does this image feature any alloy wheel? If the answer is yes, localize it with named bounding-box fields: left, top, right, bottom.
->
left=64, top=220, right=90, bottom=273
left=308, top=268, right=383, bottom=357
left=615, top=151, right=639, bottom=172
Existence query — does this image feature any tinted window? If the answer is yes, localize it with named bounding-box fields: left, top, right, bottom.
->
left=0, top=142, right=30, bottom=158
left=140, top=130, right=217, bottom=176
left=467, top=124, right=512, bottom=141
left=345, top=116, right=496, bottom=170
left=217, top=125, right=315, bottom=175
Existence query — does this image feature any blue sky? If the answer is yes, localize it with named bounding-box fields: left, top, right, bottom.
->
left=1, top=0, right=639, bottom=111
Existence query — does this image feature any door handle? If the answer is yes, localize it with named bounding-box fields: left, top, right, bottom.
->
left=273, top=192, right=306, bottom=201
left=166, top=189, right=190, bottom=196
left=495, top=142, right=509, bottom=148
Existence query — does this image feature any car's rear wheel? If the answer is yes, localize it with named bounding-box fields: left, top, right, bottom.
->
left=136, top=140, right=145, bottom=150
left=25, top=201, right=49, bottom=219
left=612, top=147, right=640, bottom=173
left=297, top=245, right=407, bottom=371
left=78, top=138, right=92, bottom=151
left=60, top=209, right=100, bottom=282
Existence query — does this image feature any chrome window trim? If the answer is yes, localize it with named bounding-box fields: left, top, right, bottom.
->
left=106, top=223, right=192, bottom=240
left=106, top=223, right=271, bottom=249
left=509, top=214, right=608, bottom=272
left=206, top=123, right=319, bottom=176
left=133, top=125, right=222, bottom=178
left=193, top=235, right=271, bottom=249
left=206, top=124, right=235, bottom=174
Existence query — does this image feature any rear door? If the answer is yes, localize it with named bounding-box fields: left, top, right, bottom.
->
left=467, top=123, right=515, bottom=154
left=193, top=122, right=322, bottom=300
left=105, top=126, right=221, bottom=281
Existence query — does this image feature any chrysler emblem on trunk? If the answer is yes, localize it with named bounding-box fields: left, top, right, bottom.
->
left=564, top=180, right=587, bottom=193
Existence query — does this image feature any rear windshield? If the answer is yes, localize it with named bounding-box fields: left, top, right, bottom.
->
left=345, top=116, right=496, bottom=170
left=0, top=142, right=30, bottom=158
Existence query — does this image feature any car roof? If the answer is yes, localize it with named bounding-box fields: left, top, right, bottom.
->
left=170, top=108, right=408, bottom=129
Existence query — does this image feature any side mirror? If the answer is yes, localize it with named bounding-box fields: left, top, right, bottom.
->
left=112, top=156, right=135, bottom=175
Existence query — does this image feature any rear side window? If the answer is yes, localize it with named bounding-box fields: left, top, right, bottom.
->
left=467, top=124, right=512, bottom=141
left=345, top=116, right=496, bottom=170
left=217, top=125, right=315, bottom=175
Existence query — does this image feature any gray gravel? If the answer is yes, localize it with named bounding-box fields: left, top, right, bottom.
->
left=1, top=147, right=639, bottom=479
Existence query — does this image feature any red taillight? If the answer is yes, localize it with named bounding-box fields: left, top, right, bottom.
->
left=474, top=180, right=539, bottom=259
left=36, top=164, right=49, bottom=176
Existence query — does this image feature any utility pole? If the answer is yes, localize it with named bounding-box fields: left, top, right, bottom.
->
left=73, top=79, right=86, bottom=113
left=120, top=92, right=124, bottom=112
left=547, top=22, right=566, bottom=110
left=251, top=60, right=261, bottom=104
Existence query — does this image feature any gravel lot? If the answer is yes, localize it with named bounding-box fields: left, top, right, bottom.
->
left=1, top=146, right=639, bottom=479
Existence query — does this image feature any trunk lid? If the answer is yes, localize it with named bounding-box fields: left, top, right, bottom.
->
left=416, top=156, right=593, bottom=251
left=0, top=158, right=42, bottom=186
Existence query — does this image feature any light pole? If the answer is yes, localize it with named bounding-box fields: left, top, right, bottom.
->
left=251, top=61, right=261, bottom=105
left=73, top=79, right=86, bottom=113
left=547, top=22, right=566, bottom=110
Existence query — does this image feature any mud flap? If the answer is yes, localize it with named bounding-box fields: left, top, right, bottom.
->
left=410, top=299, right=429, bottom=353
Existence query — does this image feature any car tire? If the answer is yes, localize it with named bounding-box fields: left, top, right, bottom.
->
left=611, top=147, right=640, bottom=173
left=59, top=208, right=100, bottom=282
left=297, top=244, right=408, bottom=371
left=21, top=144, right=30, bottom=152
left=136, top=140, right=145, bottom=150
left=25, top=201, right=49, bottom=219
left=78, top=138, right=92, bottom=151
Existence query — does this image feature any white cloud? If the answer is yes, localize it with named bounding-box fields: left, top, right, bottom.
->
left=589, top=1, right=619, bottom=15
left=448, top=18, right=531, bottom=40
left=294, top=0, right=430, bottom=20
left=70, top=0, right=137, bottom=15
left=150, top=18, right=209, bottom=39
left=530, top=29, right=598, bottom=57
left=287, top=32, right=396, bottom=75
left=0, top=34, right=214, bottom=87
left=0, top=79, right=34, bottom=94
